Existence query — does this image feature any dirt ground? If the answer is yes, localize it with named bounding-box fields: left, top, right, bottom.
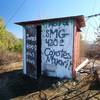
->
left=0, top=61, right=100, bottom=100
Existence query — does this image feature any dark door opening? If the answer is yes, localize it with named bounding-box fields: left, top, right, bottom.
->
left=37, top=25, right=41, bottom=78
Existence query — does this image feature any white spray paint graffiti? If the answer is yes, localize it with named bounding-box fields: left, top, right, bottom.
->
left=41, top=20, right=73, bottom=78
left=25, top=25, right=37, bottom=65
left=24, top=25, right=37, bottom=78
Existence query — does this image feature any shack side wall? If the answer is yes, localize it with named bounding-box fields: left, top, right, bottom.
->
left=73, top=22, right=81, bottom=77
left=41, top=19, right=74, bottom=79
left=23, top=25, right=37, bottom=79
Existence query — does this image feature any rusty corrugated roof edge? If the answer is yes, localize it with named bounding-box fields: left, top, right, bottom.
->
left=15, top=15, right=85, bottom=28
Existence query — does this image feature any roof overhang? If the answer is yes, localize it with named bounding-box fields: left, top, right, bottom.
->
left=15, top=15, right=85, bottom=28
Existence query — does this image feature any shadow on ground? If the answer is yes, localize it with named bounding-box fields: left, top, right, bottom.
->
left=0, top=69, right=59, bottom=100
left=0, top=69, right=100, bottom=100
left=89, top=78, right=100, bottom=90
left=89, top=69, right=100, bottom=90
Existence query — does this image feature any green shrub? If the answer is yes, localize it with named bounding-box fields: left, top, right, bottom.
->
left=0, top=18, right=22, bottom=65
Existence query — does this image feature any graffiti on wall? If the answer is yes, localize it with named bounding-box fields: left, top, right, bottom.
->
left=24, top=25, right=37, bottom=77
left=42, top=20, right=73, bottom=77
left=44, top=48, right=72, bottom=69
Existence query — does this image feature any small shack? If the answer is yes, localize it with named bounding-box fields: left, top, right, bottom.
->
left=16, top=15, right=85, bottom=79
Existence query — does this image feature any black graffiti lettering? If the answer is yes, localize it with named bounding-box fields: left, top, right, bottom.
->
left=46, top=55, right=69, bottom=67
left=47, top=21, right=69, bottom=27
left=63, top=53, right=71, bottom=59
left=52, top=57, right=57, bottom=65
left=64, top=60, right=72, bottom=70
left=54, top=50, right=60, bottom=56
left=58, top=60, right=64, bottom=66
left=43, top=21, right=72, bottom=70
left=59, top=39, right=64, bottom=46
left=53, top=58, right=58, bottom=66
left=46, top=29, right=49, bottom=37
left=49, top=50, right=53, bottom=56
left=46, top=29, right=58, bottom=38
left=46, top=56, right=51, bottom=63
left=53, top=39, right=58, bottom=46
left=50, top=56, right=64, bottom=66
left=45, top=39, right=58, bottom=46
left=45, top=39, right=51, bottom=46
left=45, top=39, right=52, bottom=46
left=50, top=29, right=58, bottom=37
left=45, top=29, right=58, bottom=38
left=65, top=63, right=68, bottom=68
left=67, top=53, right=71, bottom=59
left=65, top=61, right=69, bottom=68
left=44, top=48, right=71, bottom=59
left=44, top=48, right=50, bottom=56
left=68, top=61, right=72, bottom=70
left=44, top=48, right=72, bottom=69
left=61, top=49, right=71, bottom=59
left=58, top=29, right=66, bottom=38
left=46, top=29, right=68, bottom=39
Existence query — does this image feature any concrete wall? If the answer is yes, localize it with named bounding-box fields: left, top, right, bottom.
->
left=41, top=19, right=74, bottom=79
left=22, top=19, right=81, bottom=79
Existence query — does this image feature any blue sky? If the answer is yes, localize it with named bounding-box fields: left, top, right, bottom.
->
left=0, top=0, right=100, bottom=41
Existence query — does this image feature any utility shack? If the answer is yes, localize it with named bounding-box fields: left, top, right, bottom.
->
left=16, top=15, right=85, bottom=79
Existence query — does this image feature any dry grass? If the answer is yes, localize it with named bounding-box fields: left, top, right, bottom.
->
left=0, top=51, right=22, bottom=66
left=0, top=62, right=22, bottom=73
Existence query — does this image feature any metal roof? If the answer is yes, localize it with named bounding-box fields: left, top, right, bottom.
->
left=15, top=15, right=85, bottom=28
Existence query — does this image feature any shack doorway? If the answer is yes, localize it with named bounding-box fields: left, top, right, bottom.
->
left=36, top=25, right=41, bottom=78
